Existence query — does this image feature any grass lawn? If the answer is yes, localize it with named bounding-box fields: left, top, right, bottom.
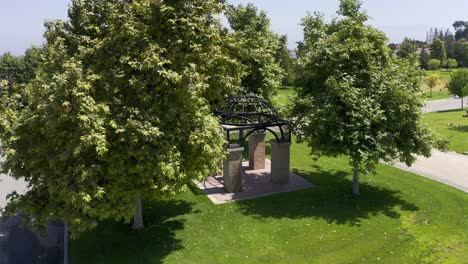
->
left=70, top=89, right=467, bottom=263
left=71, top=90, right=468, bottom=264
left=423, top=70, right=452, bottom=101
left=424, top=109, right=468, bottom=154
left=70, top=138, right=468, bottom=263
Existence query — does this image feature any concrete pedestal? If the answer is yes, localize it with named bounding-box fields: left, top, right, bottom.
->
left=249, top=132, right=266, bottom=170
left=223, top=147, right=244, bottom=193
left=270, top=140, right=291, bottom=185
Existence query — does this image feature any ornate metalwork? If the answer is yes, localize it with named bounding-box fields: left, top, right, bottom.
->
left=215, top=94, right=291, bottom=147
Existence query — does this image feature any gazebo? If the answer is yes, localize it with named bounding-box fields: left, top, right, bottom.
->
left=215, top=94, right=292, bottom=193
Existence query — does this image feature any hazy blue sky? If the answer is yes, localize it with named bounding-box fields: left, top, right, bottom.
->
left=1, top=0, right=467, bottom=55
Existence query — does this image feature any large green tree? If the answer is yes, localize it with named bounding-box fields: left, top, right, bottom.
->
left=226, top=3, right=284, bottom=101
left=454, top=40, right=468, bottom=67
left=292, top=0, right=445, bottom=195
left=275, top=34, right=294, bottom=86
left=0, top=0, right=243, bottom=236
left=453, top=21, right=468, bottom=41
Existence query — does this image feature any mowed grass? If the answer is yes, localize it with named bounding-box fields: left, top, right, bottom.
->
left=424, top=109, right=468, bottom=154
left=423, top=70, right=452, bottom=101
left=273, top=87, right=295, bottom=107
left=70, top=139, right=468, bottom=263
left=70, top=89, right=468, bottom=264
left=275, top=72, right=453, bottom=102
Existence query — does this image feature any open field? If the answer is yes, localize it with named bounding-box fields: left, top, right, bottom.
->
left=275, top=70, right=455, bottom=103
left=424, top=109, right=468, bottom=154
left=70, top=90, right=468, bottom=264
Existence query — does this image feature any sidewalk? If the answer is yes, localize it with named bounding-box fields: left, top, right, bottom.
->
left=422, top=97, right=467, bottom=113
left=391, top=150, right=468, bottom=193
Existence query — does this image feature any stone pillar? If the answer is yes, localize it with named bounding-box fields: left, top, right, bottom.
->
left=270, top=140, right=291, bottom=185
left=249, top=132, right=266, bottom=170
left=223, top=147, right=244, bottom=193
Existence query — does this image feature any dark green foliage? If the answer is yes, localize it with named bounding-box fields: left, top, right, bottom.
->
left=453, top=21, right=468, bottom=41
left=447, top=69, right=468, bottom=109
left=430, top=37, right=447, bottom=65
left=0, top=47, right=42, bottom=88
left=454, top=40, right=468, bottom=67
left=397, top=38, right=418, bottom=59
left=275, top=35, right=294, bottom=86
left=446, top=58, right=458, bottom=71
left=428, top=59, right=442, bottom=70
left=0, top=0, right=242, bottom=237
left=226, top=3, right=283, bottom=101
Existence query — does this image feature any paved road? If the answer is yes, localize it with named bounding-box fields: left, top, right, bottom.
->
left=392, top=150, right=468, bottom=193
left=0, top=156, right=28, bottom=210
left=422, top=97, right=468, bottom=113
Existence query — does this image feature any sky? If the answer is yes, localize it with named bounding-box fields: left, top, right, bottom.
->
left=1, top=0, right=467, bottom=55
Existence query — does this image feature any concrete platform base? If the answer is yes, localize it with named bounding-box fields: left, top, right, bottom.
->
left=194, top=160, right=314, bottom=205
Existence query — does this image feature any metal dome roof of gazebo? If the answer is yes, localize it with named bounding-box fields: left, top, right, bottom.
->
left=215, top=94, right=290, bottom=147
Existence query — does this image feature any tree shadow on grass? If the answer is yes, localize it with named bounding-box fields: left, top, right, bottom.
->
left=70, top=199, right=195, bottom=264
left=235, top=166, right=419, bottom=226
left=449, top=125, right=468, bottom=132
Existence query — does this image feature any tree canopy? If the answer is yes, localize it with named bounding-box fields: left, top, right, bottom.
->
left=447, top=69, right=468, bottom=109
left=0, top=47, right=42, bottom=88
left=0, top=0, right=243, bottom=237
left=430, top=37, right=447, bottom=65
left=291, top=0, right=445, bottom=195
left=453, top=21, right=468, bottom=41
left=455, top=40, right=468, bottom=67
left=426, top=73, right=441, bottom=98
left=225, top=3, right=284, bottom=101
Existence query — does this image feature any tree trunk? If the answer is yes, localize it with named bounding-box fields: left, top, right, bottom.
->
left=462, top=97, right=464, bottom=110
left=132, top=196, right=144, bottom=230
left=352, top=170, right=360, bottom=196
left=430, top=87, right=433, bottom=98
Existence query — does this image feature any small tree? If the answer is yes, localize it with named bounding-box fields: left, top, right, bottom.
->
left=0, top=53, right=24, bottom=96
left=447, top=69, right=468, bottom=109
left=446, top=58, right=458, bottom=71
left=275, top=35, right=294, bottom=86
left=428, top=59, right=441, bottom=70
left=426, top=73, right=441, bottom=98
left=419, top=46, right=430, bottom=69
left=292, top=0, right=445, bottom=196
